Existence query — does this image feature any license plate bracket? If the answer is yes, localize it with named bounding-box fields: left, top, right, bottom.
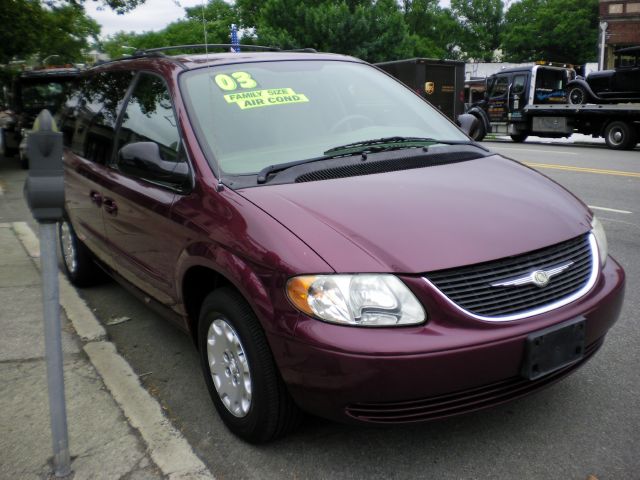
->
left=521, top=317, right=586, bottom=380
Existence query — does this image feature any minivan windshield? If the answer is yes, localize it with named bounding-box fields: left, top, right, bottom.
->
left=180, top=60, right=468, bottom=176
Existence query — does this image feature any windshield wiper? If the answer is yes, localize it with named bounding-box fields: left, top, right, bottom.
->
left=257, top=153, right=344, bottom=184
left=256, top=136, right=479, bottom=185
left=323, top=136, right=476, bottom=155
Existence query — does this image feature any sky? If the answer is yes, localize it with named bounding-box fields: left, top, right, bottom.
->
left=86, top=0, right=452, bottom=38
left=85, top=0, right=204, bottom=38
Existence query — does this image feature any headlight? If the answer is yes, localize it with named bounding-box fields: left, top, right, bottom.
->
left=286, top=274, right=426, bottom=327
left=591, top=216, right=608, bottom=267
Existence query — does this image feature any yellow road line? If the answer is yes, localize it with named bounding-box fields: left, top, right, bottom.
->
left=524, top=162, right=640, bottom=178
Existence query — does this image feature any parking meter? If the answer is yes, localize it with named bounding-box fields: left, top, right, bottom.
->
left=24, top=109, right=64, bottom=223
left=24, top=109, right=71, bottom=478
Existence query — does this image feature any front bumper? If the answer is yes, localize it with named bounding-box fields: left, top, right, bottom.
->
left=268, top=256, right=625, bottom=424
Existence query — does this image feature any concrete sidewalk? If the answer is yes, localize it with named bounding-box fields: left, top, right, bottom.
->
left=0, top=222, right=213, bottom=480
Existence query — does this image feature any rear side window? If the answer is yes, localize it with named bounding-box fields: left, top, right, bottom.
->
left=71, top=70, right=134, bottom=163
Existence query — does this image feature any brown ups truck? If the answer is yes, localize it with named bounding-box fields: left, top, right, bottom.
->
left=375, top=58, right=465, bottom=121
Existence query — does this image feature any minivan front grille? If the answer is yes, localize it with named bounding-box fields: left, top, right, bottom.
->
left=424, top=234, right=594, bottom=319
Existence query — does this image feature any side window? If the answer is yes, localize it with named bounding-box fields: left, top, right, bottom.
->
left=71, top=71, right=134, bottom=163
left=490, top=76, right=509, bottom=98
left=512, top=75, right=526, bottom=95
left=115, top=73, right=184, bottom=180
left=60, top=91, right=80, bottom=148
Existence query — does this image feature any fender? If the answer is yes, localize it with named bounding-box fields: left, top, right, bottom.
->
left=566, top=79, right=603, bottom=103
left=465, top=106, right=490, bottom=133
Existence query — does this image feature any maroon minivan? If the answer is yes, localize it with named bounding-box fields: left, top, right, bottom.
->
left=58, top=47, right=625, bottom=443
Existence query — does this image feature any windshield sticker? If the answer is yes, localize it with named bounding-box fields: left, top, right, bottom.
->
left=224, top=88, right=309, bottom=110
left=214, top=72, right=258, bottom=91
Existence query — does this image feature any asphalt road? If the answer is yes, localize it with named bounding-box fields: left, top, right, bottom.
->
left=1, top=140, right=638, bottom=479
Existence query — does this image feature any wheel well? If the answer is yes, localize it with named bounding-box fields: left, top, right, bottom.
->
left=182, top=266, right=234, bottom=345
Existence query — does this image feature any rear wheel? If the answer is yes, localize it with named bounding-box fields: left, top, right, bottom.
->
left=568, top=86, right=589, bottom=105
left=0, top=129, right=17, bottom=158
left=604, top=121, right=637, bottom=150
left=198, top=288, right=301, bottom=443
left=19, top=150, right=28, bottom=169
left=510, top=133, right=528, bottom=143
left=58, top=218, right=103, bottom=286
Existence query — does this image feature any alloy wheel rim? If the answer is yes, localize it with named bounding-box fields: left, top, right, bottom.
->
left=60, top=222, right=78, bottom=273
left=206, top=318, right=252, bottom=418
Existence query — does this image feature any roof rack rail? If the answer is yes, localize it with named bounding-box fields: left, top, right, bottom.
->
left=137, top=44, right=282, bottom=55
left=286, top=48, right=318, bottom=53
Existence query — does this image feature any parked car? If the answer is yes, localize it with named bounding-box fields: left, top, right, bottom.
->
left=0, top=66, right=79, bottom=167
left=58, top=47, right=625, bottom=443
left=567, top=45, right=640, bottom=105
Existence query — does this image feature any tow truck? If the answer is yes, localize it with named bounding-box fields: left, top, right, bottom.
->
left=465, top=63, right=640, bottom=150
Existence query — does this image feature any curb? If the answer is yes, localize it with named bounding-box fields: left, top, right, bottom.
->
left=12, top=221, right=214, bottom=480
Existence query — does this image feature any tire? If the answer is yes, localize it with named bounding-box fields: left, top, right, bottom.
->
left=58, top=218, right=103, bottom=286
left=568, top=86, right=589, bottom=105
left=510, top=133, right=528, bottom=143
left=0, top=129, right=16, bottom=158
left=604, top=121, right=637, bottom=150
left=19, top=151, right=28, bottom=169
left=198, top=288, right=301, bottom=443
left=470, top=116, right=486, bottom=141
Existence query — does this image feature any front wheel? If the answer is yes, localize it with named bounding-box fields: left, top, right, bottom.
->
left=604, top=121, right=637, bottom=150
left=58, top=218, right=103, bottom=286
left=198, top=288, right=301, bottom=443
left=471, top=117, right=486, bottom=141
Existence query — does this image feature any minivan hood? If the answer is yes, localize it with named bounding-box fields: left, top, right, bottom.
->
left=238, top=155, right=591, bottom=273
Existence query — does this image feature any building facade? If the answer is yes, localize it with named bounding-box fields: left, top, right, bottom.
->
left=600, top=0, right=640, bottom=68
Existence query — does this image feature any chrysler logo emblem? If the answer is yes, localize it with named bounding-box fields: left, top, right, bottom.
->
left=490, top=261, right=574, bottom=289
left=532, top=270, right=550, bottom=287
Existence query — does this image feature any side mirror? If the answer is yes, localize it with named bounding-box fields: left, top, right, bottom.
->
left=456, top=113, right=479, bottom=138
left=118, top=141, right=189, bottom=187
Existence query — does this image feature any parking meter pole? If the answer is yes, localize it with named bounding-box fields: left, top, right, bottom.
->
left=40, top=222, right=71, bottom=477
left=24, top=110, right=71, bottom=477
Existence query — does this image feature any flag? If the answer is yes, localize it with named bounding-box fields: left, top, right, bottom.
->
left=231, top=24, right=240, bottom=53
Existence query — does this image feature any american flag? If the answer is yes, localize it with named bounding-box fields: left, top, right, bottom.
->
left=231, top=24, right=240, bottom=53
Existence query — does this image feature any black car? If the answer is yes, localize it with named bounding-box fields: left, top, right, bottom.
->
left=567, top=46, right=640, bottom=105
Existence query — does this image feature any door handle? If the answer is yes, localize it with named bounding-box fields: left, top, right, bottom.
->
left=90, top=191, right=102, bottom=207
left=103, top=197, right=118, bottom=215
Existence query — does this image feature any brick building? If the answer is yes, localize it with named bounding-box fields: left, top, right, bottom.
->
left=600, top=0, right=640, bottom=68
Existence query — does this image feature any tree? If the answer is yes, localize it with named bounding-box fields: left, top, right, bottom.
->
left=102, top=0, right=238, bottom=58
left=502, top=0, right=599, bottom=64
left=402, top=0, right=463, bottom=59
left=0, top=0, right=45, bottom=64
left=450, top=0, right=504, bottom=61
left=247, top=0, right=412, bottom=63
left=40, top=4, right=101, bottom=63
left=0, top=0, right=100, bottom=64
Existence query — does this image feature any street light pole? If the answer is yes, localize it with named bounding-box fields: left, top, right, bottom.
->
left=599, top=22, right=608, bottom=71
